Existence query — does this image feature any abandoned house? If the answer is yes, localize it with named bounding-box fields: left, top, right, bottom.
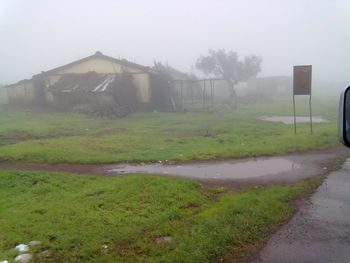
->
left=6, top=51, right=177, bottom=116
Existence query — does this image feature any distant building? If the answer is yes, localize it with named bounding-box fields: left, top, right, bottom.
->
left=6, top=51, right=176, bottom=114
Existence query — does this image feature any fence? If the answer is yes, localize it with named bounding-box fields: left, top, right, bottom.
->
left=171, top=78, right=228, bottom=111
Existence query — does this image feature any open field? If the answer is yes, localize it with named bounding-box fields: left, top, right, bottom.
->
left=0, top=96, right=340, bottom=164
left=0, top=170, right=321, bottom=263
left=0, top=96, right=339, bottom=164
left=0, top=95, right=342, bottom=262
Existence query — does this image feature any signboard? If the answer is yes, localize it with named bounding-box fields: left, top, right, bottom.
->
left=292, top=65, right=313, bottom=135
left=293, top=65, right=312, bottom=95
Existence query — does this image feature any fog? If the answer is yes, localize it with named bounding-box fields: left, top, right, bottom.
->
left=0, top=0, right=349, bottom=87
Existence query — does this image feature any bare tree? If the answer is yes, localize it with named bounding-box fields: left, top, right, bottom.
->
left=195, top=49, right=262, bottom=108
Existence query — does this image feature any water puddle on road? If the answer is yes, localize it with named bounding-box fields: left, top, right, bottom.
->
left=260, top=116, right=328, bottom=125
left=107, top=158, right=300, bottom=180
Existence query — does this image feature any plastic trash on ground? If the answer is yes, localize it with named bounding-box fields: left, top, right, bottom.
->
left=15, top=244, right=29, bottom=252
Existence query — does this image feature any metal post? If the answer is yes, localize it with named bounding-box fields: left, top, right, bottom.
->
left=208, top=79, right=211, bottom=108
left=190, top=86, right=194, bottom=105
left=309, top=95, right=313, bottom=135
left=180, top=80, right=183, bottom=106
left=203, top=80, right=206, bottom=109
left=210, top=79, right=214, bottom=107
left=211, top=80, right=215, bottom=107
left=293, top=95, right=297, bottom=134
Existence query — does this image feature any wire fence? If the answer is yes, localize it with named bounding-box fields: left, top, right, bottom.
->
left=172, top=78, right=229, bottom=111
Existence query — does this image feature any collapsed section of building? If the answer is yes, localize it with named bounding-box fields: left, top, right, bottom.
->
left=6, top=51, right=178, bottom=116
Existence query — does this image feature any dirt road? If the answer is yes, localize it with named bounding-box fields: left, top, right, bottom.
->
left=252, top=158, right=350, bottom=263
left=1, top=146, right=349, bottom=262
left=0, top=146, right=348, bottom=189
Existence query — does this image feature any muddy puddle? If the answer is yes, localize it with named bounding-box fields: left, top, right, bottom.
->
left=260, top=116, right=328, bottom=124
left=107, top=158, right=300, bottom=180
left=0, top=146, right=347, bottom=185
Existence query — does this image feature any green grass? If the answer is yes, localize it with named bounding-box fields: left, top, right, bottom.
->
left=0, top=170, right=321, bottom=263
left=0, top=96, right=340, bottom=163
left=0, top=109, right=110, bottom=146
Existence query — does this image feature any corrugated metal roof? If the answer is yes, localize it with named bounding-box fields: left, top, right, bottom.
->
left=49, top=73, right=117, bottom=93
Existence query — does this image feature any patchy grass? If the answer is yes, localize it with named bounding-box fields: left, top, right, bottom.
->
left=0, top=96, right=339, bottom=163
left=0, top=170, right=321, bottom=263
left=0, top=109, right=110, bottom=146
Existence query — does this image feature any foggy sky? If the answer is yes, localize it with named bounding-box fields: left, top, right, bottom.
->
left=1, top=0, right=349, bottom=85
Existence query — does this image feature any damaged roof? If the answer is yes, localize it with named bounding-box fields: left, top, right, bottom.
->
left=49, top=72, right=118, bottom=93
left=6, top=79, right=32, bottom=88
left=8, top=51, right=155, bottom=87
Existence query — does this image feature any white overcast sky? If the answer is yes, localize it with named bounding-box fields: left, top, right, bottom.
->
left=0, top=0, right=349, bottom=84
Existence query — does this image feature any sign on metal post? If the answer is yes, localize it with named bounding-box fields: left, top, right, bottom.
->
left=293, top=65, right=312, bottom=134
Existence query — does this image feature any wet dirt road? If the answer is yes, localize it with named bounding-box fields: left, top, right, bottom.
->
left=0, top=147, right=348, bottom=189
left=104, top=147, right=346, bottom=188
left=252, top=158, right=350, bottom=263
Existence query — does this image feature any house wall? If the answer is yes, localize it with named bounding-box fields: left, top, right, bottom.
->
left=8, top=57, right=152, bottom=106
left=47, top=75, right=61, bottom=86
left=49, top=58, right=151, bottom=103
left=7, top=81, right=36, bottom=105
left=46, top=91, right=54, bottom=102
left=132, top=73, right=150, bottom=103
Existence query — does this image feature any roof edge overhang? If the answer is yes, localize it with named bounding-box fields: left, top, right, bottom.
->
left=7, top=51, right=155, bottom=87
left=40, top=51, right=151, bottom=76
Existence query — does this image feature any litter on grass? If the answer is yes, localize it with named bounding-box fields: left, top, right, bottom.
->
left=14, top=244, right=29, bottom=252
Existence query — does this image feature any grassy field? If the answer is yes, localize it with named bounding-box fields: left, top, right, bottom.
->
left=0, top=170, right=321, bottom=263
left=0, top=95, right=339, bottom=262
left=0, top=95, right=339, bottom=164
